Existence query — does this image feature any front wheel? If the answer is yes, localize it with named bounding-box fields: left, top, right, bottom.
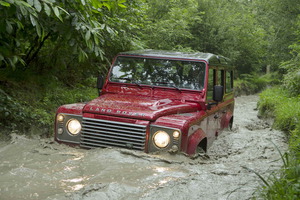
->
left=226, top=117, right=233, bottom=131
left=190, top=146, right=206, bottom=159
left=196, top=146, right=205, bottom=154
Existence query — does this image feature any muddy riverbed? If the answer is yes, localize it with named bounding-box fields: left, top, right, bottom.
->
left=0, top=95, right=287, bottom=200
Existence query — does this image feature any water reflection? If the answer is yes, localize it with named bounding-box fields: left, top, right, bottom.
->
left=61, top=177, right=90, bottom=192
left=154, top=167, right=169, bottom=173
left=70, top=184, right=84, bottom=191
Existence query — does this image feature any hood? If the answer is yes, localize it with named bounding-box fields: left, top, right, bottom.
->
left=83, top=93, right=200, bottom=121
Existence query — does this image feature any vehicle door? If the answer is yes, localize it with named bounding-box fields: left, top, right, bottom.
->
left=220, top=70, right=234, bottom=129
left=205, top=67, right=223, bottom=147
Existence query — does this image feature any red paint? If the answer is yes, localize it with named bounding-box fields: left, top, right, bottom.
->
left=54, top=50, right=235, bottom=155
left=83, top=93, right=201, bottom=121
left=56, top=103, right=86, bottom=115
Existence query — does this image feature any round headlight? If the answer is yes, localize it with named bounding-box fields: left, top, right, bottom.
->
left=153, top=131, right=170, bottom=148
left=67, top=119, right=81, bottom=135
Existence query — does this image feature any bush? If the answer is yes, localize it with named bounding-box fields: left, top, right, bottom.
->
left=234, top=73, right=279, bottom=96
left=0, top=89, right=31, bottom=131
left=0, top=74, right=98, bottom=137
left=281, top=54, right=300, bottom=96
left=258, top=87, right=300, bottom=132
left=290, top=124, right=300, bottom=159
left=259, top=151, right=300, bottom=199
left=258, top=87, right=300, bottom=199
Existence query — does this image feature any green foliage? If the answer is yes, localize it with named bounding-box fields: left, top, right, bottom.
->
left=257, top=151, right=300, bottom=200
left=0, top=72, right=97, bottom=136
left=0, top=0, right=130, bottom=70
left=256, top=11, right=300, bottom=197
left=274, top=97, right=300, bottom=132
left=289, top=124, right=300, bottom=159
left=0, top=89, right=30, bottom=130
left=140, top=0, right=298, bottom=76
left=280, top=44, right=300, bottom=97
left=258, top=87, right=300, bottom=132
left=1, top=0, right=299, bottom=78
left=190, top=0, right=268, bottom=74
left=252, top=0, right=300, bottom=70
left=234, top=73, right=279, bottom=96
left=0, top=0, right=146, bottom=137
left=258, top=87, right=300, bottom=199
left=142, top=0, right=200, bottom=50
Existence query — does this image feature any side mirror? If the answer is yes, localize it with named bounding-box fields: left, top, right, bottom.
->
left=213, top=85, right=224, bottom=102
left=97, top=75, right=104, bottom=95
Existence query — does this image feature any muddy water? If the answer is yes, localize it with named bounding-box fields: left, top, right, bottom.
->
left=0, top=95, right=287, bottom=200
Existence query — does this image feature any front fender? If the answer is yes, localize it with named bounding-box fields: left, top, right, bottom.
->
left=56, top=103, right=86, bottom=115
left=186, top=129, right=207, bottom=155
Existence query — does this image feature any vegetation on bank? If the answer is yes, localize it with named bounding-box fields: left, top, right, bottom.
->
left=257, top=40, right=300, bottom=198
left=257, top=87, right=300, bottom=199
left=258, top=88, right=300, bottom=133
left=0, top=70, right=98, bottom=138
left=234, top=73, right=279, bottom=96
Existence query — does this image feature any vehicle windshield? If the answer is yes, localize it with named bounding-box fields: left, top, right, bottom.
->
left=110, top=56, right=206, bottom=90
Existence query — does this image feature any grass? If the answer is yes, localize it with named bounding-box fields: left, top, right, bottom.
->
left=257, top=151, right=300, bottom=200
left=257, top=87, right=300, bottom=199
left=258, top=88, right=300, bottom=132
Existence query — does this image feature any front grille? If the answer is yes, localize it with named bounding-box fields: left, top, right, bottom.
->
left=80, top=117, right=147, bottom=150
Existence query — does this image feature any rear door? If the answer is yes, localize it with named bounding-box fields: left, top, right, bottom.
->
left=220, top=70, right=234, bottom=129
left=205, top=67, right=222, bottom=147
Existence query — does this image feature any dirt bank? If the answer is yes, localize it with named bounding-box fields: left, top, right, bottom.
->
left=0, top=95, right=287, bottom=200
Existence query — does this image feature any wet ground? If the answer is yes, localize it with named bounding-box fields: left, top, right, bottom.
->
left=0, top=95, right=288, bottom=200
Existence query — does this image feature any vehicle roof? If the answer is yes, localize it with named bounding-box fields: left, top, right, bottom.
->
left=118, top=49, right=232, bottom=67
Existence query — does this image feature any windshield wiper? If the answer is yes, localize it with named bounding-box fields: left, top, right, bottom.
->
left=152, top=81, right=181, bottom=92
left=171, top=85, right=181, bottom=92
left=132, top=81, right=142, bottom=88
left=115, top=77, right=132, bottom=82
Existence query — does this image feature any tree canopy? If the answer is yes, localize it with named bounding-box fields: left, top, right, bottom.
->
left=1, top=0, right=299, bottom=79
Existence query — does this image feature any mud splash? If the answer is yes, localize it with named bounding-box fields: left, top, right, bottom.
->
left=0, top=95, right=287, bottom=200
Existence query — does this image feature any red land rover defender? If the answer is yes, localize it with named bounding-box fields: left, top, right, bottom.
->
left=55, top=50, right=234, bottom=155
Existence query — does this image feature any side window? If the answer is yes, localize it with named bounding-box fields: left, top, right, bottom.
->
left=207, top=68, right=216, bottom=100
left=225, top=71, right=233, bottom=93
left=217, top=70, right=225, bottom=87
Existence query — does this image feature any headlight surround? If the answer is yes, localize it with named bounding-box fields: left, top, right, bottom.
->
left=67, top=118, right=82, bottom=135
left=153, top=130, right=170, bottom=148
left=56, top=113, right=82, bottom=144
left=149, top=125, right=182, bottom=152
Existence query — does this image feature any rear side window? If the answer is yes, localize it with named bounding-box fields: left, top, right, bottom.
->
left=225, top=71, right=233, bottom=93
left=218, top=70, right=225, bottom=86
